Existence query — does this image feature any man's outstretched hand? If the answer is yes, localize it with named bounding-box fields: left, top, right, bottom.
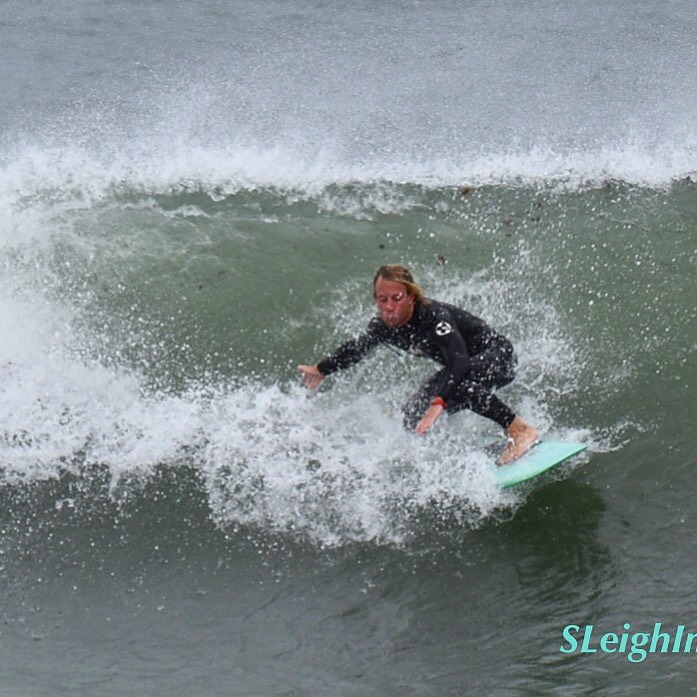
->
left=298, top=364, right=325, bottom=390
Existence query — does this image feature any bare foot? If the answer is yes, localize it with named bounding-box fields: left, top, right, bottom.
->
left=498, top=417, right=539, bottom=465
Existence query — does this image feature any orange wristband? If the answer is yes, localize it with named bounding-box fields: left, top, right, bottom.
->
left=430, top=396, right=446, bottom=408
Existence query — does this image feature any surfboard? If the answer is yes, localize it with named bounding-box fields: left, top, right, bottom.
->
left=495, top=440, right=587, bottom=488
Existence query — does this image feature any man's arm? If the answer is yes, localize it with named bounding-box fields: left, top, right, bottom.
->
left=432, top=323, right=471, bottom=403
left=298, top=320, right=383, bottom=387
left=415, top=322, right=470, bottom=435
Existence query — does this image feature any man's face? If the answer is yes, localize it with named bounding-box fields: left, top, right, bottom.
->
left=374, top=277, right=415, bottom=327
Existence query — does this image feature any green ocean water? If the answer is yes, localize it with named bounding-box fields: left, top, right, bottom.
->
left=2, top=177, right=695, bottom=695
left=1, top=0, right=696, bottom=694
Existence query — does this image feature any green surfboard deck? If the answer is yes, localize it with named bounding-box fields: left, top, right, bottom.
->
left=495, top=440, right=587, bottom=488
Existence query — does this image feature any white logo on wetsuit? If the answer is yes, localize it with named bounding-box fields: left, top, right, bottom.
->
left=435, top=321, right=453, bottom=337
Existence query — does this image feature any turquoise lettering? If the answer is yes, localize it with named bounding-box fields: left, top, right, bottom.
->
left=628, top=632, right=649, bottom=663
left=672, top=625, right=685, bottom=652
left=682, top=630, right=697, bottom=653
left=618, top=623, right=631, bottom=653
left=580, top=625, right=597, bottom=653
left=560, top=625, right=580, bottom=653
left=599, top=632, right=618, bottom=652
left=649, top=623, right=670, bottom=652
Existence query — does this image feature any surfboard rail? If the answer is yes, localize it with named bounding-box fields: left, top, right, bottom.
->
left=495, top=440, right=587, bottom=488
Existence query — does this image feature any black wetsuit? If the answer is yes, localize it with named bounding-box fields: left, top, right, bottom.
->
left=317, top=299, right=517, bottom=430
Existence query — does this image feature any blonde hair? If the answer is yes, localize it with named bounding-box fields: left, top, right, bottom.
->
left=373, top=264, right=426, bottom=304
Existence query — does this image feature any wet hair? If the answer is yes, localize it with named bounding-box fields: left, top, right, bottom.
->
left=373, top=264, right=426, bottom=304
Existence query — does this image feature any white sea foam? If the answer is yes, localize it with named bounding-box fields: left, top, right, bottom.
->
left=0, top=239, right=592, bottom=546
left=1, top=134, right=694, bottom=217
left=0, top=325, right=518, bottom=546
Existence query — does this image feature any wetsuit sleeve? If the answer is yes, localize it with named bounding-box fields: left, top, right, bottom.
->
left=316, top=320, right=383, bottom=376
left=432, top=325, right=472, bottom=403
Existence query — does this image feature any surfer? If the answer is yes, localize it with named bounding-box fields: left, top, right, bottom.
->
left=298, top=264, right=539, bottom=464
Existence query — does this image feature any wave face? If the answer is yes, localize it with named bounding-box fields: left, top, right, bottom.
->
left=2, top=174, right=694, bottom=546
left=1, top=0, right=695, bottom=548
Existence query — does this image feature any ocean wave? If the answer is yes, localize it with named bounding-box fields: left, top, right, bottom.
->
left=2, top=136, right=695, bottom=223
